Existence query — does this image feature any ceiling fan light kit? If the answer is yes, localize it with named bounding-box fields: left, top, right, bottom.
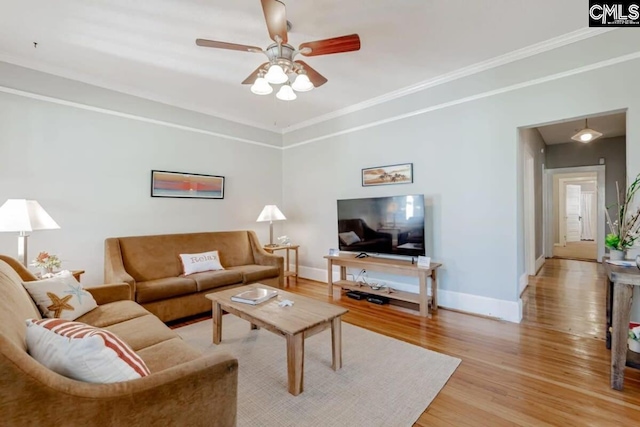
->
left=276, top=84, right=297, bottom=101
left=196, top=0, right=361, bottom=102
left=571, top=118, right=603, bottom=143
left=264, top=64, right=289, bottom=84
left=250, top=76, right=273, bottom=95
left=292, top=73, right=313, bottom=92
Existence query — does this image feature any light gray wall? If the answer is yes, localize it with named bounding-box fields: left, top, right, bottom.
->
left=281, top=30, right=640, bottom=321
left=0, top=62, right=282, bottom=147
left=520, top=128, right=545, bottom=259
left=0, top=84, right=283, bottom=285
left=546, top=136, right=626, bottom=237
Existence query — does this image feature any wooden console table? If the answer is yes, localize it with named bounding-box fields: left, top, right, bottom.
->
left=324, top=254, right=441, bottom=317
left=603, top=259, right=640, bottom=390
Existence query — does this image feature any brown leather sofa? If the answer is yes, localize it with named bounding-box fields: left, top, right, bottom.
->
left=105, top=230, right=284, bottom=322
left=0, top=255, right=238, bottom=427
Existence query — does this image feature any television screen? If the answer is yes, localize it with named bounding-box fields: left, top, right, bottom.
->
left=337, top=194, right=425, bottom=257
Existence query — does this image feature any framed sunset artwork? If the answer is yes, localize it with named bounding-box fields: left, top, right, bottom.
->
left=151, top=170, right=225, bottom=199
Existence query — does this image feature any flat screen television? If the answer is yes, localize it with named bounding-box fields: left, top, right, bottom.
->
left=337, top=194, right=425, bottom=257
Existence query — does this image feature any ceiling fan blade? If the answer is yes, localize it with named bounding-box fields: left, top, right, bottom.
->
left=298, top=34, right=360, bottom=57
left=241, top=63, right=269, bottom=84
left=295, top=61, right=328, bottom=87
left=261, top=0, right=288, bottom=43
left=196, top=39, right=263, bottom=53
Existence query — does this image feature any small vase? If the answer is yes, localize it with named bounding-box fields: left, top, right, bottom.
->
left=41, top=267, right=55, bottom=276
left=609, top=249, right=625, bottom=261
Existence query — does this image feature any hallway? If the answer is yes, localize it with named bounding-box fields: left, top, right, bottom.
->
left=552, top=241, right=598, bottom=261
left=521, top=258, right=605, bottom=339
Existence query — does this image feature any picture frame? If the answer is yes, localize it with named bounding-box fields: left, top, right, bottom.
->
left=151, top=170, right=225, bottom=199
left=362, top=163, right=413, bottom=187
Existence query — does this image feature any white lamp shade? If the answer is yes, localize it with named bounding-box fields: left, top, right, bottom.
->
left=256, top=205, right=286, bottom=222
left=276, top=85, right=297, bottom=101
left=250, top=77, right=273, bottom=95
left=264, top=65, right=289, bottom=84
left=292, top=74, right=314, bottom=92
left=0, top=199, right=60, bottom=232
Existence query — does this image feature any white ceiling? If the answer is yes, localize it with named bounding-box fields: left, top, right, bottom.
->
left=536, top=112, right=627, bottom=145
left=0, top=0, right=588, bottom=132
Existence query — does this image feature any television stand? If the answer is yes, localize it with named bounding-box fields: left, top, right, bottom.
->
left=324, top=253, right=441, bottom=317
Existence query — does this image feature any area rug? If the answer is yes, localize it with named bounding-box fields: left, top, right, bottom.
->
left=177, top=316, right=460, bottom=427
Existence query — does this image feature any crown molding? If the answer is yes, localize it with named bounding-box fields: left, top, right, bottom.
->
left=283, top=49, right=640, bottom=150
left=0, top=85, right=282, bottom=150
left=0, top=53, right=282, bottom=135
left=282, top=27, right=616, bottom=134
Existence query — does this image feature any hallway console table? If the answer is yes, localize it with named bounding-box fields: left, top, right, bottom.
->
left=604, top=259, right=640, bottom=390
left=324, top=253, right=441, bottom=317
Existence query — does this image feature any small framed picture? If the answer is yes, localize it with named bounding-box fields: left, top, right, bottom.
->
left=329, top=248, right=340, bottom=257
left=362, top=163, right=413, bottom=187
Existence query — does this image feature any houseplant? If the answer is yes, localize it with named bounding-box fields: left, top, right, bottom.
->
left=629, top=325, right=640, bottom=353
left=605, top=173, right=640, bottom=260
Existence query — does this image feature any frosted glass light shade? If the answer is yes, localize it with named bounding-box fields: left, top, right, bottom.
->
left=256, top=205, right=286, bottom=222
left=292, top=74, right=314, bottom=92
left=250, top=77, right=273, bottom=95
left=571, top=128, right=603, bottom=143
left=276, top=85, right=297, bottom=101
left=0, top=199, right=60, bottom=232
left=264, top=65, right=289, bottom=84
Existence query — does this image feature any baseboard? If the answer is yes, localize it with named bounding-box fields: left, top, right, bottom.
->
left=299, top=265, right=522, bottom=323
left=535, top=255, right=545, bottom=274
left=519, top=273, right=529, bottom=296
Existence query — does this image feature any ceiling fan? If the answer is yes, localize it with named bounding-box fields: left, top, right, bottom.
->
left=195, top=0, right=361, bottom=100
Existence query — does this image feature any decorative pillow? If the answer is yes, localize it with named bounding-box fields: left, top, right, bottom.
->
left=22, top=272, right=98, bottom=320
left=25, top=318, right=150, bottom=383
left=339, top=231, right=361, bottom=246
left=179, top=250, right=224, bottom=275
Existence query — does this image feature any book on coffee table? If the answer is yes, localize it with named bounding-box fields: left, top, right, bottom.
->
left=231, top=287, right=278, bottom=305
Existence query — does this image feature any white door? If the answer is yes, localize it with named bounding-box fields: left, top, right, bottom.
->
left=565, top=184, right=581, bottom=243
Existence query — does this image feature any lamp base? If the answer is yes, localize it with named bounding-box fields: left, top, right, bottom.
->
left=18, top=231, right=29, bottom=266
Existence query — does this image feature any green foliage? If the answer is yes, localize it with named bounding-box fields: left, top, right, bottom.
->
left=605, top=233, right=621, bottom=250
left=605, top=173, right=640, bottom=250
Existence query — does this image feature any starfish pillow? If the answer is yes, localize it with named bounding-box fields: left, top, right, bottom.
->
left=23, top=272, right=98, bottom=320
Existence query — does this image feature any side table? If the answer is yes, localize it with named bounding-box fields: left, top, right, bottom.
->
left=36, top=270, right=85, bottom=282
left=264, top=245, right=299, bottom=286
left=603, top=259, right=640, bottom=390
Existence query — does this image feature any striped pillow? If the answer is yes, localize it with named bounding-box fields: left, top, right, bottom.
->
left=26, top=318, right=150, bottom=383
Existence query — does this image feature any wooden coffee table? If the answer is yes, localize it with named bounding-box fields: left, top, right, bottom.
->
left=205, top=284, right=348, bottom=396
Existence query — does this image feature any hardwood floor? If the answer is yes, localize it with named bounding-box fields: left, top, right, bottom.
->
left=552, top=241, right=597, bottom=260
left=285, top=258, right=640, bottom=425
left=173, top=259, right=640, bottom=425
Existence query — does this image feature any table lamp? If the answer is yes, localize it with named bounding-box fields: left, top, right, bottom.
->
left=0, top=199, right=60, bottom=265
left=256, top=205, right=286, bottom=247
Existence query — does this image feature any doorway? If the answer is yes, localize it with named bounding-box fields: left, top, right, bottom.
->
left=545, top=167, right=605, bottom=261
left=553, top=172, right=599, bottom=260
left=519, top=111, right=627, bottom=332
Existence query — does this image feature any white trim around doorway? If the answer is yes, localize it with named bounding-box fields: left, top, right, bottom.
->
left=544, top=165, right=606, bottom=261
